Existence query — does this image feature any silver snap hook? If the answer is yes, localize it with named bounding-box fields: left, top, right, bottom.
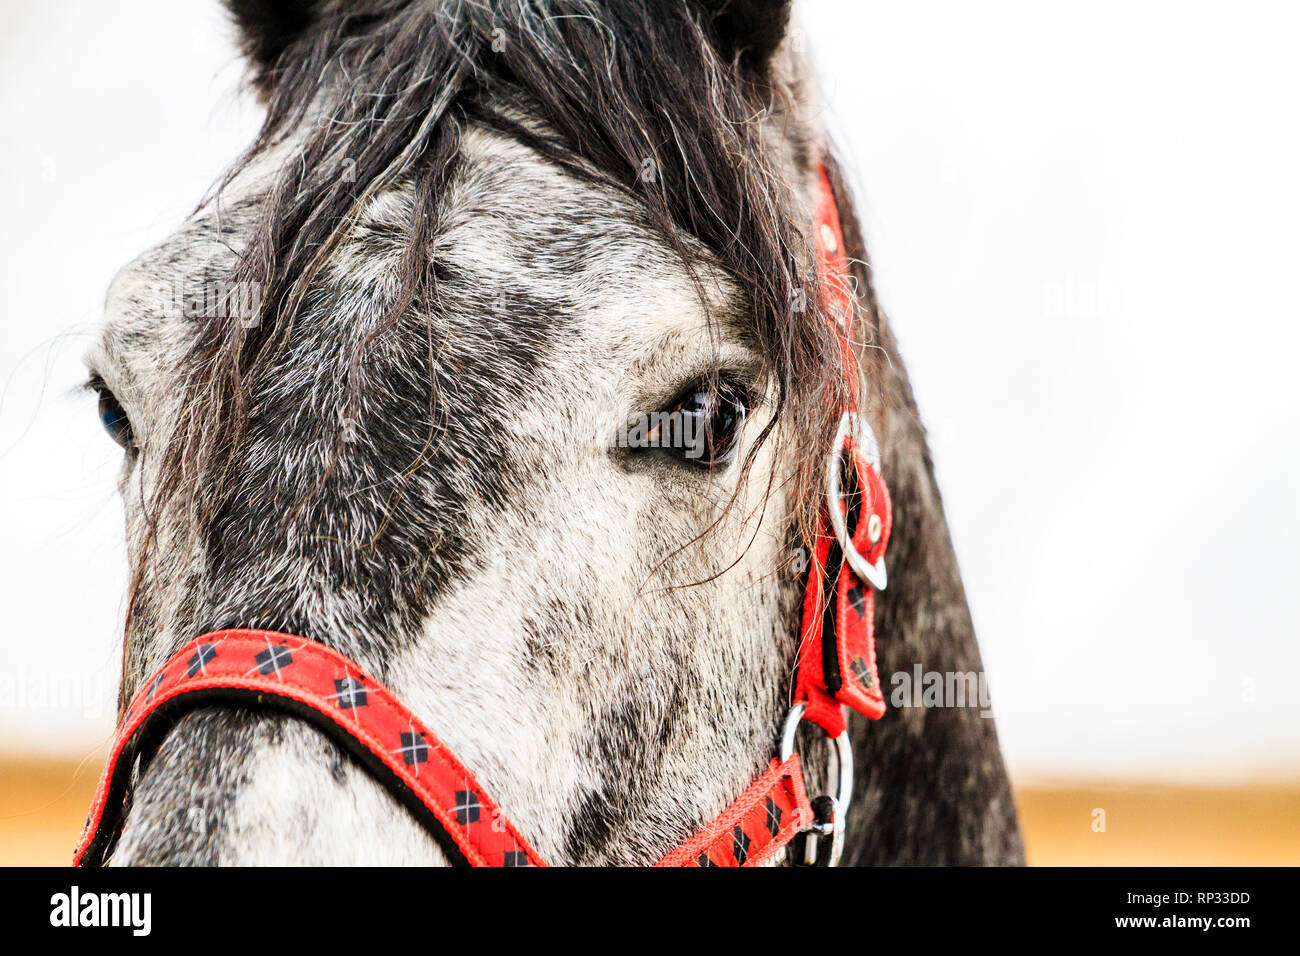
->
left=780, top=702, right=853, bottom=867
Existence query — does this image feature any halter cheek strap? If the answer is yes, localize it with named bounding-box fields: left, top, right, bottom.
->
left=74, top=163, right=891, bottom=868
left=793, top=165, right=893, bottom=741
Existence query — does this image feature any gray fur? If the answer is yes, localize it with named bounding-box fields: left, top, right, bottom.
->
left=87, top=0, right=1021, bottom=866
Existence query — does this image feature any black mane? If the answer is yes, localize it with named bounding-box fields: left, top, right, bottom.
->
left=183, top=0, right=854, bottom=541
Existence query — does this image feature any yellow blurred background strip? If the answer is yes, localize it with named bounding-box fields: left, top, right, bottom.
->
left=2, top=757, right=1298, bottom=866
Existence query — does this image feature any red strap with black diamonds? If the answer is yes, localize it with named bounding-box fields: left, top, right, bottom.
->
left=792, top=165, right=893, bottom=738
left=654, top=755, right=811, bottom=867
left=74, top=629, right=547, bottom=867
left=74, top=629, right=814, bottom=867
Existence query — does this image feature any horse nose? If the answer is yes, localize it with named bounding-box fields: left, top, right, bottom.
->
left=106, top=705, right=457, bottom=865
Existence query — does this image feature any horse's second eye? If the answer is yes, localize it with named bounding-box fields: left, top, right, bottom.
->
left=95, top=384, right=134, bottom=450
left=656, top=385, right=749, bottom=468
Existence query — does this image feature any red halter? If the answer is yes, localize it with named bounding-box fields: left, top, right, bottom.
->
left=74, top=164, right=892, bottom=868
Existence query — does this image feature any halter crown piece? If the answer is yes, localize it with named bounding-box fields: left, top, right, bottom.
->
left=74, top=162, right=892, bottom=868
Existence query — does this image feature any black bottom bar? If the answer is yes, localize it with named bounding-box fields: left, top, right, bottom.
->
left=5, top=865, right=1284, bottom=940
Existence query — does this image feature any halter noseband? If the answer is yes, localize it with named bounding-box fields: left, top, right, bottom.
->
left=74, top=163, right=892, bottom=868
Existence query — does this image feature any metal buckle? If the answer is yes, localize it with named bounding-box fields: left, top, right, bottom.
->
left=825, top=410, right=888, bottom=591
left=780, top=702, right=853, bottom=866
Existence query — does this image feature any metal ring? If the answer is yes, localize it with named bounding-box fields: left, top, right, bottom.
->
left=779, top=703, right=855, bottom=865
left=825, top=411, right=888, bottom=592
left=779, top=701, right=807, bottom=763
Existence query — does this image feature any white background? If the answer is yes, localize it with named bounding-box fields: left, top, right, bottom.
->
left=1, top=1, right=1297, bottom=782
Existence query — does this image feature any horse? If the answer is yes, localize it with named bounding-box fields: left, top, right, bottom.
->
left=81, top=0, right=1022, bottom=865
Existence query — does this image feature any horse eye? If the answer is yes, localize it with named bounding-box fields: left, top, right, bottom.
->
left=655, top=385, right=749, bottom=468
left=94, top=383, right=135, bottom=450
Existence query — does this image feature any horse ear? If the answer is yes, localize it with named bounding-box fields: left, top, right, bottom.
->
left=224, top=0, right=318, bottom=94
left=702, top=0, right=794, bottom=71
